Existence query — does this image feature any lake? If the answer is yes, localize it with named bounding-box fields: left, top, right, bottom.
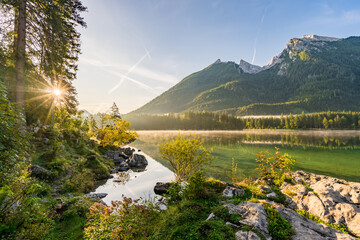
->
left=130, top=130, right=360, bottom=183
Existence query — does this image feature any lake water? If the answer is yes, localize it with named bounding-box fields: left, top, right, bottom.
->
left=131, top=130, right=360, bottom=183
left=94, top=149, right=174, bottom=205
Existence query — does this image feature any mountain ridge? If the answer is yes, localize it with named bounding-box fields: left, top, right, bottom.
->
left=131, top=35, right=360, bottom=116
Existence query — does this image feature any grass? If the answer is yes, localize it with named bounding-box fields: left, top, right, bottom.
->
left=46, top=214, right=86, bottom=240
left=263, top=203, right=294, bottom=240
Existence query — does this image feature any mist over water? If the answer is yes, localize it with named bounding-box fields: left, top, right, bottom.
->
left=131, top=130, right=360, bottom=182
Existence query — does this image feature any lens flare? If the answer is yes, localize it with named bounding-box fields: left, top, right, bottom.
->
left=53, top=88, right=62, bottom=97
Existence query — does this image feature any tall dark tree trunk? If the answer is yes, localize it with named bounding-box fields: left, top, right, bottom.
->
left=14, top=0, right=26, bottom=120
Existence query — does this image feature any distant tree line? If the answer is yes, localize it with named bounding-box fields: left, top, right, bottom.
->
left=124, top=111, right=360, bottom=130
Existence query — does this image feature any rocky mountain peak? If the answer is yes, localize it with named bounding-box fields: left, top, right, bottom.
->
left=302, top=34, right=341, bottom=42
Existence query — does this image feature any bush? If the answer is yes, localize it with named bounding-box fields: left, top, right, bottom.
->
left=159, top=133, right=213, bottom=181
left=84, top=198, right=159, bottom=240
left=256, top=148, right=295, bottom=186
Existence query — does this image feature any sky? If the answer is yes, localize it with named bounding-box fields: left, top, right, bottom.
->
left=75, top=0, right=360, bottom=114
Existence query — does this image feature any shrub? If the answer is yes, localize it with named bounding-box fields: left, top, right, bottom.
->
left=256, top=148, right=295, bottom=186
left=159, top=133, right=213, bottom=181
left=84, top=197, right=159, bottom=240
left=263, top=203, right=293, bottom=240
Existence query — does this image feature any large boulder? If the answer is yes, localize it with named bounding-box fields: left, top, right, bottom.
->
left=281, top=171, right=360, bottom=236
left=128, top=154, right=148, bottom=168
left=154, top=182, right=171, bottom=195
left=224, top=202, right=271, bottom=239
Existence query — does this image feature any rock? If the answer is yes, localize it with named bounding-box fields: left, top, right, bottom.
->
left=223, top=186, right=245, bottom=197
left=224, top=202, right=271, bottom=239
left=205, top=212, right=215, bottom=221
left=259, top=185, right=271, bottom=193
left=128, top=154, right=148, bottom=168
left=266, top=192, right=278, bottom=199
left=110, top=169, right=118, bottom=174
left=84, top=193, right=108, bottom=200
left=113, top=179, right=121, bottom=182
left=121, top=147, right=134, bottom=157
left=29, top=165, right=54, bottom=180
left=42, top=138, right=49, bottom=143
left=154, top=182, right=171, bottom=195
left=42, top=198, right=49, bottom=202
left=226, top=222, right=240, bottom=229
left=281, top=171, right=360, bottom=236
left=108, top=175, right=114, bottom=179
left=235, top=231, right=261, bottom=240
left=273, top=203, right=358, bottom=240
left=113, top=156, right=127, bottom=165
left=117, top=162, right=130, bottom=172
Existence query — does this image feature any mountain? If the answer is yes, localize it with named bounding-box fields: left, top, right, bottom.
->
left=132, top=35, right=360, bottom=116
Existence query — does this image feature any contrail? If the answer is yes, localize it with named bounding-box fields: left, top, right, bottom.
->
left=110, top=71, right=159, bottom=95
left=251, top=7, right=267, bottom=64
left=108, top=50, right=151, bottom=94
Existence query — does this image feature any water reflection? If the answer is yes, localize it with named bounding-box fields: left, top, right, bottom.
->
left=135, top=130, right=360, bottom=150
left=94, top=150, right=174, bottom=205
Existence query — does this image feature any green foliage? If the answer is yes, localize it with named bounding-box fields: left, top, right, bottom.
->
left=263, top=203, right=293, bottom=240
left=84, top=154, right=112, bottom=180
left=84, top=198, right=160, bottom=240
left=151, top=200, right=235, bottom=240
left=96, top=117, right=138, bottom=147
left=126, top=110, right=360, bottom=131
left=159, top=134, right=213, bottom=181
left=256, top=148, right=295, bottom=186
left=62, top=169, right=94, bottom=193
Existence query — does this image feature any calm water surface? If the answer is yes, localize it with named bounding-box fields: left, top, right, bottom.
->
left=131, top=130, right=360, bottom=183
left=94, top=149, right=174, bottom=205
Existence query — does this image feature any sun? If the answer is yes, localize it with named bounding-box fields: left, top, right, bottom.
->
left=53, top=88, right=62, bottom=97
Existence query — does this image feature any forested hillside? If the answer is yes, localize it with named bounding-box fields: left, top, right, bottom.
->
left=133, top=36, right=360, bottom=115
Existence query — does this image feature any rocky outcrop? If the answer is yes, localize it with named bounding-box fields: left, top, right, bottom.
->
left=225, top=202, right=271, bottom=239
left=281, top=171, right=360, bottom=236
left=225, top=201, right=357, bottom=240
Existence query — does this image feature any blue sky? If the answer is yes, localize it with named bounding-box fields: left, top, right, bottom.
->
left=75, top=0, right=360, bottom=113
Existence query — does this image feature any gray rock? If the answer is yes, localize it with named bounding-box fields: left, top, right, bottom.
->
left=266, top=192, right=278, bottom=199
left=42, top=138, right=49, bottom=143
left=154, top=182, right=171, bottom=195
left=273, top=203, right=358, bottom=240
left=235, top=231, right=261, bottom=240
left=117, top=162, right=130, bottom=172
left=223, top=186, right=245, bottom=197
left=205, top=212, right=215, bottom=221
left=84, top=193, right=108, bottom=200
left=224, top=202, right=271, bottom=239
left=259, top=185, right=272, bottom=192
left=128, top=154, right=148, bottom=168
left=281, top=171, right=360, bottom=236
